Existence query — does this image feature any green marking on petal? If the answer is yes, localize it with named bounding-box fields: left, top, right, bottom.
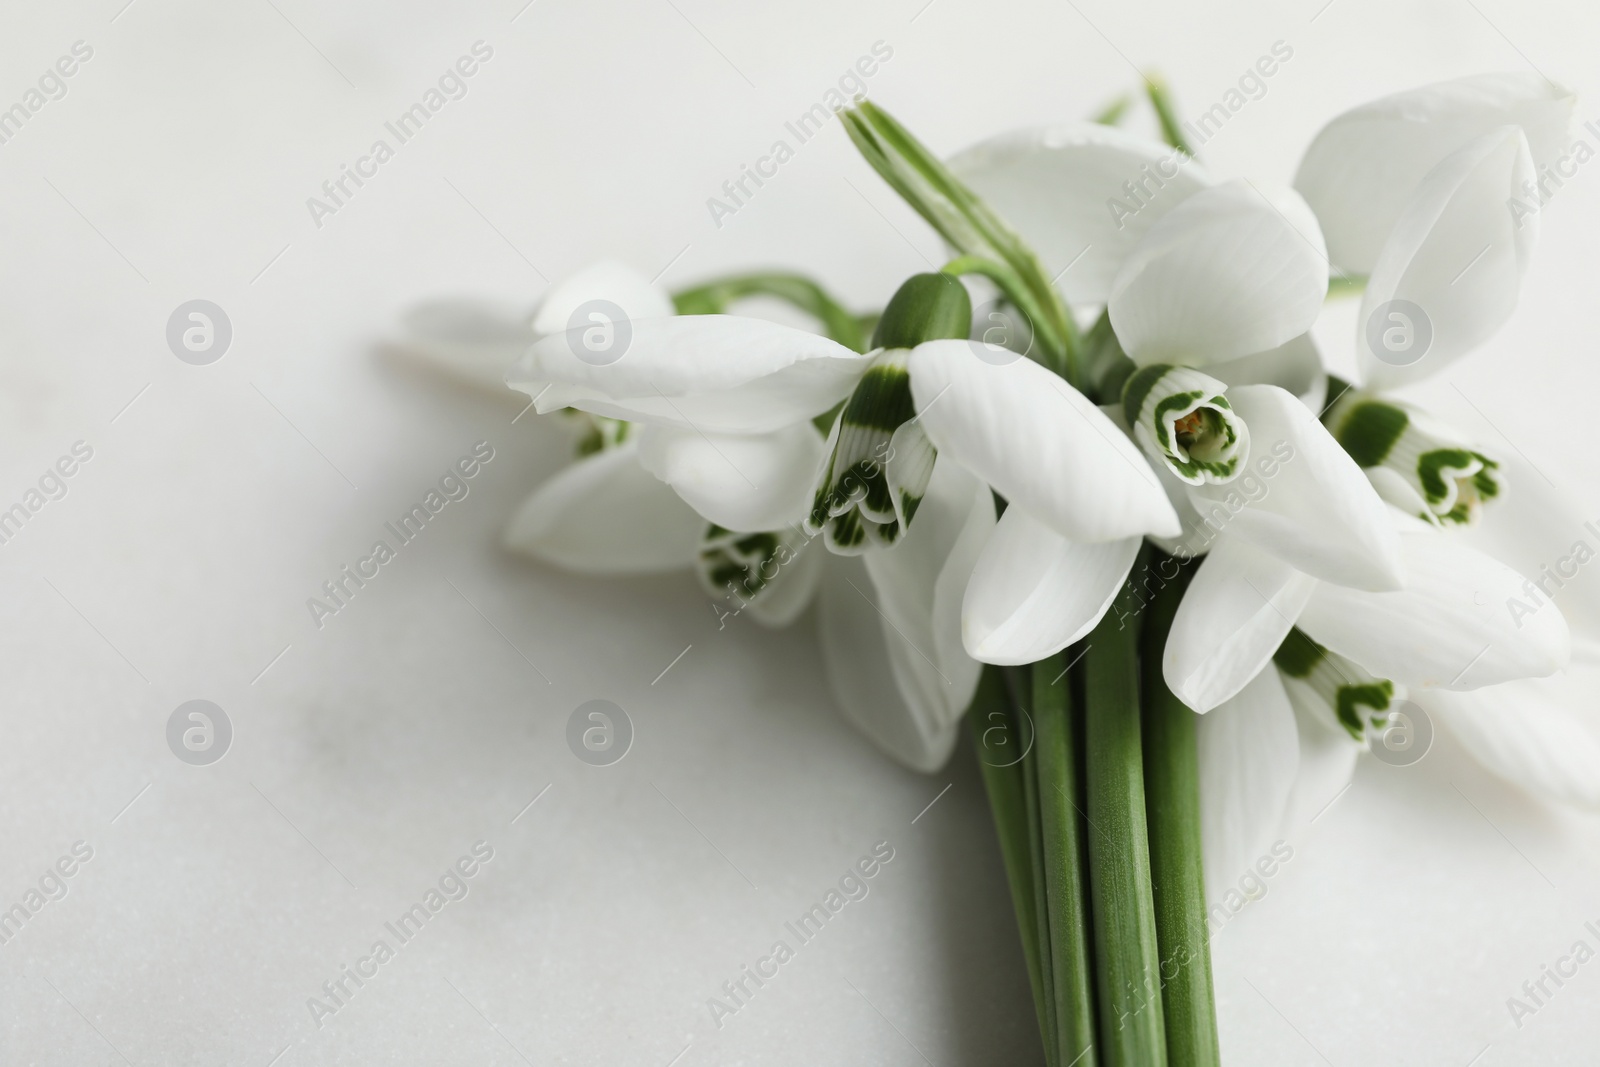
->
left=1328, top=391, right=1503, bottom=526
left=1122, top=364, right=1248, bottom=486
left=1275, top=627, right=1397, bottom=740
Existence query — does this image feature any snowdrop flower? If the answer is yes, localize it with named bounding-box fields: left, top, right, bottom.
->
left=509, top=269, right=1183, bottom=675
left=1290, top=74, right=1575, bottom=521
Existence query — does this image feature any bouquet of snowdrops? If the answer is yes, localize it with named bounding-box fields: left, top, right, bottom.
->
left=398, top=72, right=1598, bottom=1066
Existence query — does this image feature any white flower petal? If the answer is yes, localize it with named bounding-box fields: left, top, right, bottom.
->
left=1294, top=73, right=1574, bottom=273
left=1277, top=671, right=1362, bottom=831
left=396, top=299, right=532, bottom=391
left=818, top=555, right=960, bottom=773
left=1206, top=333, right=1327, bottom=412
left=1185, top=385, right=1403, bottom=591
left=863, top=457, right=995, bottom=737
left=1417, top=669, right=1600, bottom=808
left=1197, top=667, right=1300, bottom=904
left=961, top=505, right=1139, bottom=666
left=908, top=339, right=1179, bottom=542
left=634, top=422, right=825, bottom=532
left=740, top=536, right=825, bottom=628
left=1164, top=537, right=1317, bottom=713
left=1108, top=180, right=1329, bottom=367
left=1297, top=524, right=1571, bottom=689
left=528, top=260, right=674, bottom=337
left=1456, top=452, right=1600, bottom=643
left=948, top=122, right=1212, bottom=305
left=503, top=441, right=703, bottom=574
left=1359, top=128, right=1538, bottom=389
left=510, top=315, right=871, bottom=435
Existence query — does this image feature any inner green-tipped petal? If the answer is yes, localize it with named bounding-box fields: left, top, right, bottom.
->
left=1122, top=363, right=1248, bottom=486
left=1326, top=391, right=1503, bottom=526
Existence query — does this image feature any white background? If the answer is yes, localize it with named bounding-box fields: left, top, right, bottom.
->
left=1, top=0, right=1598, bottom=1063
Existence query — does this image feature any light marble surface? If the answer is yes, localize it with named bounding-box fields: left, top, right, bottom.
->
left=2, top=0, right=1599, bottom=1063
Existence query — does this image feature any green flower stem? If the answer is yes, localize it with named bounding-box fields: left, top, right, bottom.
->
left=968, top=666, right=1054, bottom=1063
left=1083, top=551, right=1169, bottom=1067
left=1325, top=273, right=1368, bottom=300
left=1140, top=557, right=1221, bottom=1067
left=1093, top=94, right=1133, bottom=126
left=1033, top=651, right=1099, bottom=1067
left=841, top=102, right=1083, bottom=391
left=941, top=255, right=1069, bottom=377
left=672, top=272, right=868, bottom=352
left=1143, top=76, right=1193, bottom=156
left=1011, top=665, right=1061, bottom=1067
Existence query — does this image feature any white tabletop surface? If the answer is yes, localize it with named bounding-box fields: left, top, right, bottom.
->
left=2, top=0, right=1599, bottom=1063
